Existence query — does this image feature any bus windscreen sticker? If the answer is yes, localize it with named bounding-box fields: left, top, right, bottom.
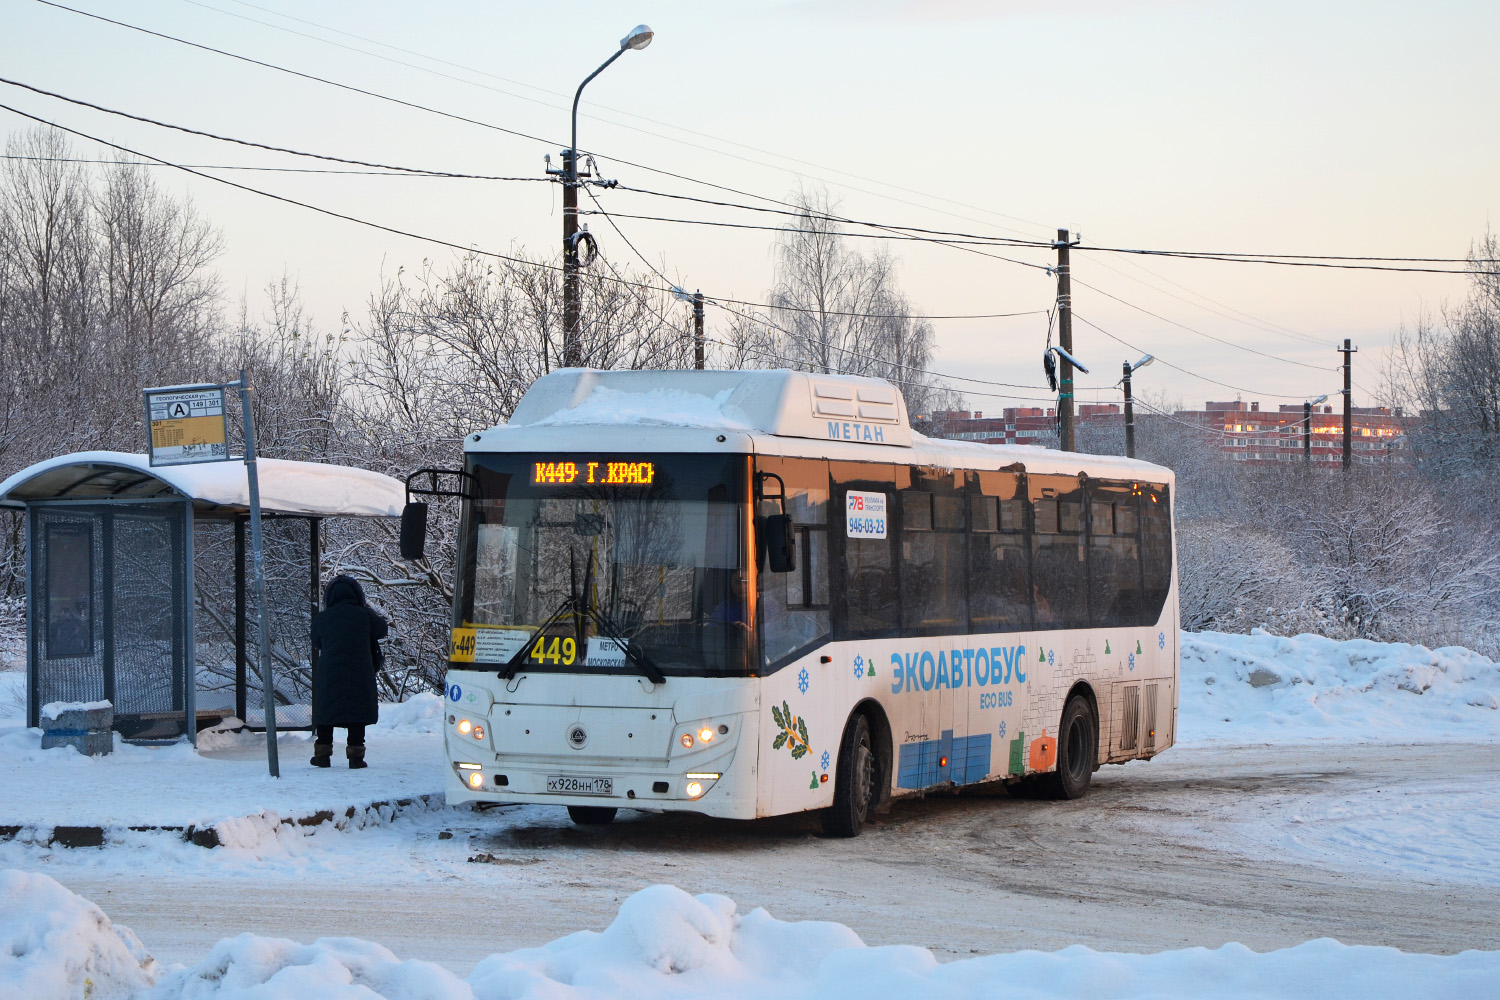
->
left=846, top=490, right=887, bottom=539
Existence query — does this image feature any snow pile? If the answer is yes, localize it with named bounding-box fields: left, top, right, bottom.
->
left=0, top=877, right=1491, bottom=1000
left=377, top=691, right=445, bottom=732
left=0, top=870, right=157, bottom=999
left=42, top=699, right=113, bottom=720
left=530, top=385, right=746, bottom=430
left=1182, top=630, right=1500, bottom=744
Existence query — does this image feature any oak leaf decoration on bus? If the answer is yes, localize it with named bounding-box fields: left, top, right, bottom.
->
left=771, top=701, right=812, bottom=760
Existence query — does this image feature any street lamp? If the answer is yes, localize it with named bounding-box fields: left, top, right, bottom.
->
left=1121, top=354, right=1153, bottom=459
left=1303, top=394, right=1329, bottom=464
left=559, top=24, right=654, bottom=369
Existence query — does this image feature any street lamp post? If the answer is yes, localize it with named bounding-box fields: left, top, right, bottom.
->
left=1303, top=394, right=1329, bottom=464
left=560, top=24, right=654, bottom=369
left=1121, top=354, right=1153, bottom=459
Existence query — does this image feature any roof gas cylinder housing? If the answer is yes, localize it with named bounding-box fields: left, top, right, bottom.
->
left=483, top=368, right=912, bottom=452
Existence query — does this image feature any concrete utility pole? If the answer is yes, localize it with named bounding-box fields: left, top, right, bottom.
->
left=1120, top=354, right=1153, bottom=460
left=693, top=290, right=705, bottom=370
left=558, top=25, right=654, bottom=369
left=1339, top=339, right=1358, bottom=470
left=1055, top=228, right=1076, bottom=452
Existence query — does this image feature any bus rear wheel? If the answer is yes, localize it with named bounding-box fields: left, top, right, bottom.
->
left=567, top=805, right=617, bottom=826
left=1040, top=695, right=1097, bottom=800
left=822, top=713, right=877, bottom=838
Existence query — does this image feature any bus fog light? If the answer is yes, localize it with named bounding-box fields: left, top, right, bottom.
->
left=458, top=719, right=472, bottom=735
left=684, top=772, right=720, bottom=799
left=697, top=727, right=714, bottom=744
left=680, top=733, right=694, bottom=749
left=467, top=771, right=485, bottom=788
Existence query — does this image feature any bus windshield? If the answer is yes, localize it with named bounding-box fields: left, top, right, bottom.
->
left=455, top=452, right=751, bottom=677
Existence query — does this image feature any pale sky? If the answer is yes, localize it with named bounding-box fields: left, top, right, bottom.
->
left=3, top=0, right=1496, bottom=414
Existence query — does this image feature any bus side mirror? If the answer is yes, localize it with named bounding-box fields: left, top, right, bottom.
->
left=764, top=514, right=796, bottom=574
left=399, top=502, right=428, bottom=560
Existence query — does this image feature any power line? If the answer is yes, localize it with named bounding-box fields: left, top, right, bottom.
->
left=189, top=0, right=1054, bottom=242
left=34, top=2, right=1493, bottom=277
left=0, top=153, right=478, bottom=177
left=1071, top=313, right=1334, bottom=401
left=0, top=98, right=672, bottom=297
left=1068, top=272, right=1333, bottom=371
left=0, top=74, right=547, bottom=181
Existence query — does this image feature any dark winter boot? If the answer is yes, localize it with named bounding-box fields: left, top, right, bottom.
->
left=347, top=743, right=368, bottom=769
left=310, top=743, right=333, bottom=768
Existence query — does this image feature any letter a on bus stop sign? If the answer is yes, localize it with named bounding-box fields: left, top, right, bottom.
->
left=144, top=385, right=230, bottom=467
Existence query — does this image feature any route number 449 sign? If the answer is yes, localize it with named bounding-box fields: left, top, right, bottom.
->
left=144, top=385, right=229, bottom=467
left=846, top=490, right=887, bottom=539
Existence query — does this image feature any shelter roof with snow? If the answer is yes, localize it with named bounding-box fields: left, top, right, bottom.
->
left=0, top=451, right=404, bottom=517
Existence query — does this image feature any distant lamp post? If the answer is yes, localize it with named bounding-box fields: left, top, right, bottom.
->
left=1121, top=354, right=1154, bottom=459
left=557, top=24, right=655, bottom=369
left=1303, top=394, right=1329, bottom=464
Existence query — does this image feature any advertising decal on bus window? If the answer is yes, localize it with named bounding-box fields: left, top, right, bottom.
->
left=846, top=490, right=887, bottom=539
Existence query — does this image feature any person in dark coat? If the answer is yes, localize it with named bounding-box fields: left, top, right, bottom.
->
left=310, top=575, right=388, bottom=768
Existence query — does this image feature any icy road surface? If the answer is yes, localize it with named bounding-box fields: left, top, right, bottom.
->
left=28, top=741, right=1500, bottom=975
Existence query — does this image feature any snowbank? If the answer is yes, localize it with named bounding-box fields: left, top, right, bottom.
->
left=0, top=870, right=156, bottom=999
left=1180, top=630, right=1500, bottom=744
left=4, top=876, right=1496, bottom=1000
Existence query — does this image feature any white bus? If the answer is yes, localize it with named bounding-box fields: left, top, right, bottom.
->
left=430, top=369, right=1178, bottom=836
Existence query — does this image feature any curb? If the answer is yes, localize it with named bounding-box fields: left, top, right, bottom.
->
left=0, top=793, right=445, bottom=849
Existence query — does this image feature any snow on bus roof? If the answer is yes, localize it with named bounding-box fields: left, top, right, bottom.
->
left=0, top=451, right=405, bottom=517
left=488, top=368, right=1173, bottom=482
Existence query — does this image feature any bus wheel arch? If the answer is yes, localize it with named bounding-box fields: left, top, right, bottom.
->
left=821, top=701, right=891, bottom=837
left=852, top=699, right=894, bottom=812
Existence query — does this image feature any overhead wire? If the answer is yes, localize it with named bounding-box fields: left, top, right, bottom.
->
left=0, top=74, right=548, bottom=180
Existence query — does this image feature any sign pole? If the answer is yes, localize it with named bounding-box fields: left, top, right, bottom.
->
left=237, top=370, right=279, bottom=778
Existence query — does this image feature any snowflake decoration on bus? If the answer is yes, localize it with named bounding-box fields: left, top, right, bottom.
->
left=853, top=655, right=864, bottom=679
left=797, top=668, right=810, bottom=694
left=1128, top=651, right=1136, bottom=671
left=1047, top=649, right=1055, bottom=667
left=771, top=701, right=811, bottom=760
left=820, top=750, right=831, bottom=771
left=998, top=720, right=1007, bottom=739
left=1158, top=631, right=1166, bottom=650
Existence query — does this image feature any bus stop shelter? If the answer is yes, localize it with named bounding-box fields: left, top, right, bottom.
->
left=0, top=451, right=405, bottom=743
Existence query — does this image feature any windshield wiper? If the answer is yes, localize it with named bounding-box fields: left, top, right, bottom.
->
left=498, top=549, right=665, bottom=685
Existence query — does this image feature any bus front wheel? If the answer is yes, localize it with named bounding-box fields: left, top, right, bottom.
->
left=1040, top=695, right=1097, bottom=800
left=567, top=805, right=617, bottom=825
left=822, top=713, right=877, bottom=837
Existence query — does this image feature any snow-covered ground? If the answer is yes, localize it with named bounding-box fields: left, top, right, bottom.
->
left=4, top=871, right=1497, bottom=1000
left=2, top=629, right=1498, bottom=998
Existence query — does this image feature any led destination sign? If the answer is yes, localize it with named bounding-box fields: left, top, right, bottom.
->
left=532, top=460, right=656, bottom=487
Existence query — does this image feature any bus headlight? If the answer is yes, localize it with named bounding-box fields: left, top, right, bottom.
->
left=697, top=727, right=715, bottom=744
left=680, top=733, right=694, bottom=749
left=684, top=772, right=721, bottom=798
left=458, top=719, right=472, bottom=735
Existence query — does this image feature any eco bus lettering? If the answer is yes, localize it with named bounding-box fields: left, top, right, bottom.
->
left=889, top=644, right=1027, bottom=695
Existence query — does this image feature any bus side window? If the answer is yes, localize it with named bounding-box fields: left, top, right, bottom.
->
left=899, top=472, right=967, bottom=635
left=1140, top=484, right=1173, bottom=621
left=756, top=457, right=831, bottom=669
left=832, top=461, right=901, bottom=640
left=969, top=471, right=1029, bottom=632
left=1030, top=475, right=1089, bottom=629
left=1087, top=481, right=1142, bottom=627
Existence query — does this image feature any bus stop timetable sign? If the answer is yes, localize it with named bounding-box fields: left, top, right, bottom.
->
left=144, top=385, right=229, bottom=467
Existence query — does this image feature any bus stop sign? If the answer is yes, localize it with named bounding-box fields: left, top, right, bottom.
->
left=144, top=385, right=229, bottom=467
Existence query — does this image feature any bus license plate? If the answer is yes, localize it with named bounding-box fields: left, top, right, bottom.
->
left=547, top=775, right=612, bottom=796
